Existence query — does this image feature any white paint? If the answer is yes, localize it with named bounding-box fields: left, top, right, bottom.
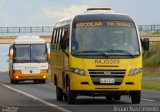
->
left=0, top=83, right=71, bottom=112
left=15, top=35, right=45, bottom=44
left=13, top=63, right=48, bottom=70
left=13, top=63, right=48, bottom=74
left=141, top=98, right=155, bottom=102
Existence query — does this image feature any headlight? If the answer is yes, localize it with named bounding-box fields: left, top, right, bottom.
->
left=70, top=68, right=85, bottom=76
left=129, top=68, right=142, bottom=76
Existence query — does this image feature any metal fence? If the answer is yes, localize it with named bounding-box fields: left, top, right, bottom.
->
left=138, top=25, right=160, bottom=35
left=0, top=26, right=53, bottom=37
left=0, top=25, right=160, bottom=37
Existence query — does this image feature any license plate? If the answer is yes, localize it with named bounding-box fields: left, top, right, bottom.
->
left=28, top=77, right=34, bottom=79
left=100, top=78, right=115, bottom=84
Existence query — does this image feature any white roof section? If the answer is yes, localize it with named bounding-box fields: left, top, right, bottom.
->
left=14, top=35, right=46, bottom=44
left=55, top=8, right=127, bottom=27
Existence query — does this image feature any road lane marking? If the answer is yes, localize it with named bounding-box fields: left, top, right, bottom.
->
left=0, top=83, right=71, bottom=112
left=141, top=98, right=155, bottom=102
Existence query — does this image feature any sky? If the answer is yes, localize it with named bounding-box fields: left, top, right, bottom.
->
left=0, top=0, right=160, bottom=27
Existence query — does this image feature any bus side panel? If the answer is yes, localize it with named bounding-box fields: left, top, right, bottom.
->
left=50, top=52, right=54, bottom=84
left=50, top=51, right=64, bottom=88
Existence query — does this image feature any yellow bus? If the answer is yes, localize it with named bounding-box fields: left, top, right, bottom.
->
left=50, top=8, right=149, bottom=104
left=9, top=35, right=50, bottom=84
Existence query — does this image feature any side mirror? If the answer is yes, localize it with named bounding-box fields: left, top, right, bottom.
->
left=142, top=38, right=149, bottom=51
left=9, top=49, right=13, bottom=60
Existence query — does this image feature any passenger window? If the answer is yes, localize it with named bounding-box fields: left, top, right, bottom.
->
left=57, top=29, right=62, bottom=50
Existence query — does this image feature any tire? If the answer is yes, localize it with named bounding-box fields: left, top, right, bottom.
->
left=56, top=86, right=63, bottom=101
left=66, top=80, right=76, bottom=104
left=131, top=91, right=141, bottom=104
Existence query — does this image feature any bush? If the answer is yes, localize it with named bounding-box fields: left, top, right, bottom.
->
left=144, top=42, right=160, bottom=66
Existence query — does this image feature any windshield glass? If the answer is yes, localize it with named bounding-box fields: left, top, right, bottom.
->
left=71, top=21, right=140, bottom=58
left=14, top=44, right=47, bottom=62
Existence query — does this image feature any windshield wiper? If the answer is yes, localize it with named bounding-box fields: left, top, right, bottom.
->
left=105, top=50, right=135, bottom=58
left=73, top=50, right=109, bottom=58
left=73, top=50, right=135, bottom=58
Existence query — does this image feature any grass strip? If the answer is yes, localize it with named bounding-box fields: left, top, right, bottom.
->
left=142, top=80, right=160, bottom=91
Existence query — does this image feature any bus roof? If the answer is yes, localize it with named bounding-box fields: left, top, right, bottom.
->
left=13, top=35, right=46, bottom=44
left=55, top=8, right=134, bottom=28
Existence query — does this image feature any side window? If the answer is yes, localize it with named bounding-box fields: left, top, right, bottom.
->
left=55, top=29, right=59, bottom=51
left=61, top=28, right=65, bottom=37
left=53, top=30, right=56, bottom=44
left=63, top=26, right=69, bottom=51
left=51, top=30, right=56, bottom=51
left=66, top=28, right=69, bottom=49
left=57, top=29, right=62, bottom=50
left=60, top=29, right=65, bottom=50
left=54, top=30, right=57, bottom=45
left=51, top=30, right=54, bottom=45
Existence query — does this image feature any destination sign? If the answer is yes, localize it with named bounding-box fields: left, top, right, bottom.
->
left=76, top=22, right=102, bottom=28
left=75, top=21, right=132, bottom=28
left=107, top=22, right=131, bottom=27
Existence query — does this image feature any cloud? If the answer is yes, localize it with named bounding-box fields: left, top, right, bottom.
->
left=0, top=4, right=106, bottom=27
left=20, top=5, right=89, bottom=26
left=44, top=5, right=88, bottom=19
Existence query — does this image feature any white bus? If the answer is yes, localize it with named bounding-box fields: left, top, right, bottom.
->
left=9, top=35, right=50, bottom=84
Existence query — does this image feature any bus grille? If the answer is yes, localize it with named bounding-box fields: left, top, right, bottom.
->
left=88, top=69, right=126, bottom=85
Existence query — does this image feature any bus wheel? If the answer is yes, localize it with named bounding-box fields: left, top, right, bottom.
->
left=56, top=86, right=63, bottom=101
left=131, top=91, right=141, bottom=104
left=66, top=82, right=76, bottom=104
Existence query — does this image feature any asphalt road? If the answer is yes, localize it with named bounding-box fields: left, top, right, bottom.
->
left=0, top=72, right=160, bottom=112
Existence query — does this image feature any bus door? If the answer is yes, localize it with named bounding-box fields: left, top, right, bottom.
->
left=60, top=28, right=70, bottom=91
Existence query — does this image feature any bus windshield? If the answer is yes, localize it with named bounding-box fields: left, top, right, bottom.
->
left=14, top=44, right=47, bottom=62
left=71, top=21, right=140, bottom=58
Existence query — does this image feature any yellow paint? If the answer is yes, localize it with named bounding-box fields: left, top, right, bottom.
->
left=10, top=70, right=48, bottom=80
left=50, top=51, right=142, bottom=92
